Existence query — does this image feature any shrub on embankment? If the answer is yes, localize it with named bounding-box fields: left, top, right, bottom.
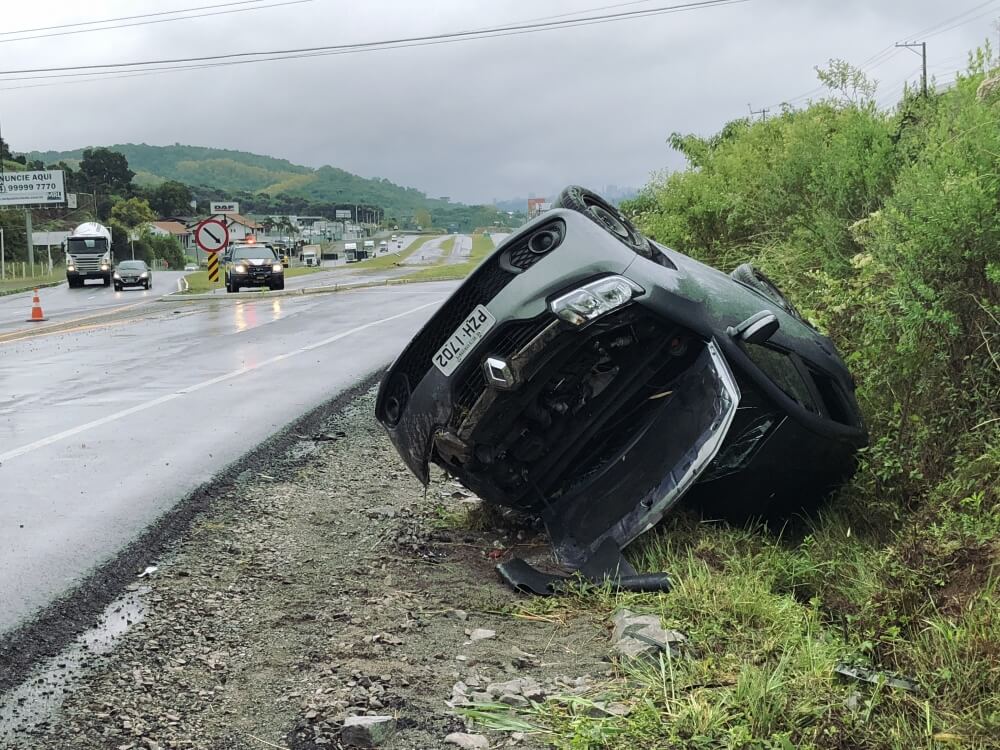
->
left=605, top=52, right=1000, bottom=745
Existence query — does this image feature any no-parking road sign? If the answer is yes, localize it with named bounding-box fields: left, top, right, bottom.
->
left=194, top=218, right=229, bottom=254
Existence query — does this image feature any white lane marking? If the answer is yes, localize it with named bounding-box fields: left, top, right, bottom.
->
left=0, top=298, right=442, bottom=463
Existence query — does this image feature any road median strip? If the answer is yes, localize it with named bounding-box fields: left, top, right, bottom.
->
left=158, top=275, right=455, bottom=302
left=0, top=279, right=65, bottom=298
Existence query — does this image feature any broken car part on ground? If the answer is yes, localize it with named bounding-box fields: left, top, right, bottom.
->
left=377, top=186, right=867, bottom=591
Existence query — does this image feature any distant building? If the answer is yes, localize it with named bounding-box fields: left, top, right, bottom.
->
left=149, top=221, right=194, bottom=251
left=527, top=198, right=551, bottom=219
left=209, top=213, right=263, bottom=242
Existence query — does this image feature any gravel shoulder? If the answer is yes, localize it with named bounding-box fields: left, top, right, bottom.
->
left=1, top=386, right=610, bottom=749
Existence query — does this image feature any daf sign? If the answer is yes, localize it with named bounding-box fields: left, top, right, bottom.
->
left=210, top=201, right=240, bottom=214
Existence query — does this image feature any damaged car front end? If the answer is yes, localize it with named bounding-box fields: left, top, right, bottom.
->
left=376, top=186, right=867, bottom=576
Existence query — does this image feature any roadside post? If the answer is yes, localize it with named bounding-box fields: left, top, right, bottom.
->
left=194, top=218, right=229, bottom=289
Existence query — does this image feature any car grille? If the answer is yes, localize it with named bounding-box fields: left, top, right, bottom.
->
left=71, top=256, right=103, bottom=272
left=390, top=255, right=515, bottom=397
left=451, top=315, right=554, bottom=423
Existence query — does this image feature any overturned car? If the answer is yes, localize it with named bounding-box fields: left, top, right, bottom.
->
left=376, top=186, right=866, bottom=577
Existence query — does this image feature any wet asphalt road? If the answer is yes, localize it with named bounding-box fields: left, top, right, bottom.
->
left=0, top=273, right=187, bottom=337
left=0, top=281, right=456, bottom=635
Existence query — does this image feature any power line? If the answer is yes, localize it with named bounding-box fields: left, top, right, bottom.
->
left=765, top=0, right=998, bottom=110
left=0, top=0, right=271, bottom=36
left=902, top=0, right=999, bottom=40
left=0, top=3, right=746, bottom=92
left=0, top=0, right=314, bottom=45
left=0, top=0, right=749, bottom=80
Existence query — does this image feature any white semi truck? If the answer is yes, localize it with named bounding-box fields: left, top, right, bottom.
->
left=65, top=222, right=113, bottom=287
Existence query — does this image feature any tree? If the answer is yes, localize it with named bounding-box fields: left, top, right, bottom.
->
left=150, top=180, right=193, bottom=217
left=414, top=208, right=432, bottom=229
left=147, top=234, right=184, bottom=268
left=111, top=197, right=157, bottom=230
left=814, top=58, right=877, bottom=106
left=0, top=136, right=12, bottom=161
left=111, top=198, right=158, bottom=259
left=79, top=148, right=134, bottom=195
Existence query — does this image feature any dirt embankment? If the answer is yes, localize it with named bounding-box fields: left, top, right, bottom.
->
left=2, top=389, right=609, bottom=750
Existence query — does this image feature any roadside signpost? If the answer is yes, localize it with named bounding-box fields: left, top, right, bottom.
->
left=195, top=218, right=229, bottom=286
left=0, top=169, right=66, bottom=271
left=210, top=201, right=239, bottom=215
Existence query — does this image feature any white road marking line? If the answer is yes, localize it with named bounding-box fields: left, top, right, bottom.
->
left=0, top=298, right=442, bottom=463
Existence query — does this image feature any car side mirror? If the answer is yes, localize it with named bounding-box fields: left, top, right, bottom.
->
left=727, top=310, right=780, bottom=344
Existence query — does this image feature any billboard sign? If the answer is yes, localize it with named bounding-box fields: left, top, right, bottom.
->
left=0, top=170, right=66, bottom=206
left=210, top=201, right=239, bottom=214
left=335, top=209, right=352, bottom=219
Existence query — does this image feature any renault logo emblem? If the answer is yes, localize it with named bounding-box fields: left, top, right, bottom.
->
left=483, top=357, right=516, bottom=390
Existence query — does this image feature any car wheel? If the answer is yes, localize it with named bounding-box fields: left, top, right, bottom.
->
left=146, top=282, right=151, bottom=290
left=227, top=282, right=237, bottom=293
left=271, top=279, right=285, bottom=291
left=730, top=264, right=804, bottom=321
left=114, top=284, right=122, bottom=292
left=552, top=185, right=653, bottom=258
left=103, top=276, right=111, bottom=287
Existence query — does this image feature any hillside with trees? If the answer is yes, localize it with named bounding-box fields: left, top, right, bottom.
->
left=27, top=142, right=508, bottom=230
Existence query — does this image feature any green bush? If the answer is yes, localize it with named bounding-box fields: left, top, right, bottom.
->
left=626, top=54, right=1000, bottom=638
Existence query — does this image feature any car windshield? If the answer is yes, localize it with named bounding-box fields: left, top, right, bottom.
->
left=118, top=261, right=146, bottom=271
left=67, top=238, right=107, bottom=253
left=232, top=246, right=276, bottom=260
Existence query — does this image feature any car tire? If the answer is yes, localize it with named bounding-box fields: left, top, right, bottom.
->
left=146, top=282, right=151, bottom=290
left=103, top=276, right=111, bottom=287
left=552, top=185, right=653, bottom=258
left=730, top=264, right=803, bottom=321
left=271, top=279, right=285, bottom=291
left=227, top=282, right=238, bottom=293
left=114, top=284, right=122, bottom=291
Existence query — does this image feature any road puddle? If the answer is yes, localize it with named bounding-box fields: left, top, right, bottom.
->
left=0, top=586, right=149, bottom=740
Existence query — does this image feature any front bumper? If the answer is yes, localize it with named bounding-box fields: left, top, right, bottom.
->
left=231, top=271, right=281, bottom=287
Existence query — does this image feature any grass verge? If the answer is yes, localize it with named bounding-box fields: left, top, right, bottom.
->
left=0, top=270, right=65, bottom=296
left=353, top=235, right=440, bottom=272
left=476, top=504, right=1000, bottom=749
left=406, top=233, right=495, bottom=282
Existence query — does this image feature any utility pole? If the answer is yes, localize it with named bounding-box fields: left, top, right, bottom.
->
left=25, top=208, right=34, bottom=272
left=896, top=41, right=928, bottom=97
left=748, top=104, right=769, bottom=121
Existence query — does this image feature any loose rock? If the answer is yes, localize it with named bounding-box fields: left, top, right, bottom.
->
left=340, top=715, right=396, bottom=747
left=445, top=732, right=490, bottom=749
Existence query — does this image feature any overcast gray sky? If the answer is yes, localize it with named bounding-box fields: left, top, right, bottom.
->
left=0, top=0, right=995, bottom=204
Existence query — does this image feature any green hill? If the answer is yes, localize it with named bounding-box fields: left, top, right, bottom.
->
left=28, top=143, right=461, bottom=219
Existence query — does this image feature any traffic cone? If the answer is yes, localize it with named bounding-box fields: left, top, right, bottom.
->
left=26, top=289, right=47, bottom=322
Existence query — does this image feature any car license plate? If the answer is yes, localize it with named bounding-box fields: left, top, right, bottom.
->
left=433, top=304, right=496, bottom=376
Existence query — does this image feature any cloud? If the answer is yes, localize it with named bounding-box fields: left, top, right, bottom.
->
left=1, top=0, right=994, bottom=203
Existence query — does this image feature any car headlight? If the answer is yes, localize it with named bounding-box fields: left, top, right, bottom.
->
left=100, top=264, right=110, bottom=271
left=549, top=276, right=642, bottom=326
left=234, top=264, right=247, bottom=273
left=140, top=272, right=148, bottom=278
left=67, top=265, right=76, bottom=272
left=272, top=263, right=283, bottom=272
left=113, top=272, right=121, bottom=279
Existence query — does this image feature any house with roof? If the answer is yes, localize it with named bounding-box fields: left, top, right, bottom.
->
left=148, top=220, right=194, bottom=251
left=217, top=213, right=263, bottom=242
